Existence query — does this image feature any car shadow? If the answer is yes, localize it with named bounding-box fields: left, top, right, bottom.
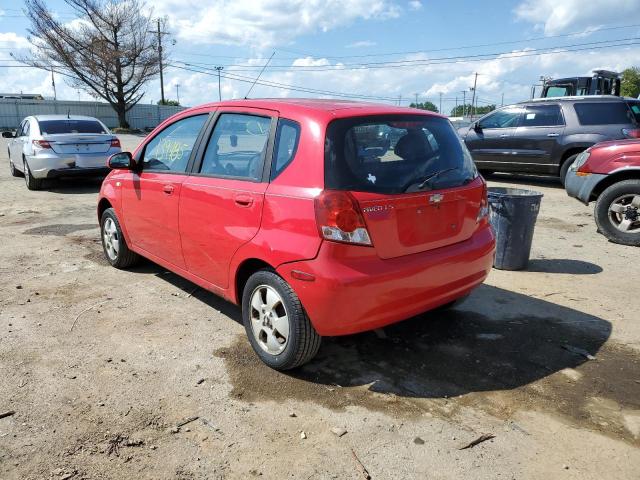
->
left=526, top=258, right=603, bottom=274
left=46, top=177, right=105, bottom=194
left=288, top=284, right=611, bottom=399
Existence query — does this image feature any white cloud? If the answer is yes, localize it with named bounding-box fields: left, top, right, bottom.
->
left=515, top=0, right=640, bottom=34
left=153, top=0, right=401, bottom=46
left=0, top=32, right=31, bottom=50
left=346, top=40, right=377, bottom=48
left=408, top=1, right=422, bottom=10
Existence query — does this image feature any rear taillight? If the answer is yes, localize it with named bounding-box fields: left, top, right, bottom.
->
left=314, top=190, right=372, bottom=246
left=111, top=138, right=121, bottom=148
left=32, top=139, right=51, bottom=149
left=622, top=128, right=640, bottom=139
left=477, top=181, right=489, bottom=223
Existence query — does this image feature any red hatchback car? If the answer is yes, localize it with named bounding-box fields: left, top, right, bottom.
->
left=98, top=99, right=495, bottom=369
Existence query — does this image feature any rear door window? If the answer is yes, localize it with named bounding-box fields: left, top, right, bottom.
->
left=199, top=113, right=272, bottom=181
left=519, top=105, right=564, bottom=127
left=325, top=115, right=477, bottom=194
left=38, top=119, right=107, bottom=134
left=573, top=102, right=635, bottom=125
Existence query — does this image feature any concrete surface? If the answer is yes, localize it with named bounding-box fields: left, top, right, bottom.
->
left=0, top=134, right=638, bottom=479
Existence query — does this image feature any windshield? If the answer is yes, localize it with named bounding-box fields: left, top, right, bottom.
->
left=38, top=119, right=107, bottom=135
left=325, top=115, right=477, bottom=194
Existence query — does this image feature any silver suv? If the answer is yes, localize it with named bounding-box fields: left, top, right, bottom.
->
left=3, top=115, right=121, bottom=190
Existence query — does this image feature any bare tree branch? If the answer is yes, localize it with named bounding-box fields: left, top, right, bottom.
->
left=20, top=0, right=165, bottom=127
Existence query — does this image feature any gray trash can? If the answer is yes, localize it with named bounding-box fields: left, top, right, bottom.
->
left=488, top=187, right=543, bottom=271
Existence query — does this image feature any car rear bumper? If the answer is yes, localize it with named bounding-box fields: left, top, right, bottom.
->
left=27, top=152, right=115, bottom=178
left=277, top=225, right=495, bottom=336
left=565, top=170, right=607, bottom=204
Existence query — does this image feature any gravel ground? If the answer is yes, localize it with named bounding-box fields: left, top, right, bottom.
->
left=1, top=134, right=639, bottom=480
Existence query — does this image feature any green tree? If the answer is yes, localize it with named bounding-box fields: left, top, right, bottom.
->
left=409, top=101, right=438, bottom=113
left=158, top=99, right=180, bottom=106
left=450, top=104, right=496, bottom=117
left=621, top=67, right=640, bottom=98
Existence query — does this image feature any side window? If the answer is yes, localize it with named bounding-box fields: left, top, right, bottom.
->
left=519, top=105, right=563, bottom=127
left=478, top=108, right=522, bottom=129
left=141, top=114, right=207, bottom=172
left=271, top=119, right=300, bottom=179
left=574, top=103, right=633, bottom=126
left=200, top=113, right=272, bottom=181
left=23, top=121, right=31, bottom=137
left=16, top=121, right=25, bottom=137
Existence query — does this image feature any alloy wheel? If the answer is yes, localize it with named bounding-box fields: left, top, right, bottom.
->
left=608, top=194, right=640, bottom=234
left=102, top=217, right=120, bottom=260
left=249, top=285, right=290, bottom=355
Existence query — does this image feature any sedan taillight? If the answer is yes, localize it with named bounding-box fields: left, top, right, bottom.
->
left=314, top=190, right=372, bottom=246
left=32, top=139, right=51, bottom=149
left=111, top=138, right=121, bottom=148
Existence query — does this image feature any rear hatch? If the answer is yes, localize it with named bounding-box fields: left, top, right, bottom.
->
left=38, top=119, right=113, bottom=154
left=325, top=114, right=483, bottom=259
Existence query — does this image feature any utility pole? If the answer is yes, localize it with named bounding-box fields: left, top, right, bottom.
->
left=51, top=67, right=56, bottom=101
left=414, top=92, right=419, bottom=106
left=439, top=92, right=443, bottom=114
left=501, top=92, right=504, bottom=107
left=215, top=66, right=224, bottom=101
left=156, top=19, right=165, bottom=104
left=470, top=72, right=479, bottom=120
left=398, top=94, right=402, bottom=106
left=176, top=84, right=180, bottom=104
left=455, top=96, right=458, bottom=116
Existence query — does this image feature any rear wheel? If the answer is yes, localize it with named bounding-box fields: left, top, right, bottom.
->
left=594, top=180, right=640, bottom=246
left=242, top=270, right=321, bottom=370
left=23, top=157, right=44, bottom=190
left=559, top=153, right=579, bottom=186
left=100, top=208, right=140, bottom=268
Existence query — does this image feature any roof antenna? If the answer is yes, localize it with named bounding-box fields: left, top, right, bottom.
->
left=244, top=51, right=275, bottom=99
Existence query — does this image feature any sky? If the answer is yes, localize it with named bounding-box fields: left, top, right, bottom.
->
left=1, top=0, right=640, bottom=115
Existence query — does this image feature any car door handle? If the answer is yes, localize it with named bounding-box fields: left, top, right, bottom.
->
left=547, top=133, right=559, bottom=137
left=234, top=194, right=253, bottom=207
left=163, top=184, right=175, bottom=195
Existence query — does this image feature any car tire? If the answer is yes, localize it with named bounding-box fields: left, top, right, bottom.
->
left=242, top=269, right=321, bottom=370
left=23, top=157, right=43, bottom=190
left=594, top=180, right=640, bottom=247
left=559, top=153, right=579, bottom=187
left=9, top=153, right=22, bottom=177
left=100, top=208, right=141, bottom=268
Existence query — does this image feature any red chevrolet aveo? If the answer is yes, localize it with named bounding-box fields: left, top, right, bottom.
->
left=98, top=99, right=495, bottom=369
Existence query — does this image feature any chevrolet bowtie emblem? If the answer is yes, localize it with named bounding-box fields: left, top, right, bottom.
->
left=429, top=193, right=444, bottom=204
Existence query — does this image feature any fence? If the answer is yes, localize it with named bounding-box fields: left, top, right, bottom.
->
left=0, top=99, right=186, bottom=130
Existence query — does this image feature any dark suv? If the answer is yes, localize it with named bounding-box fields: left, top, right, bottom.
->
left=458, top=96, right=640, bottom=184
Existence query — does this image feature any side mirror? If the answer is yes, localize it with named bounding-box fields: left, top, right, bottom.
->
left=2, top=131, right=16, bottom=138
left=473, top=122, right=482, bottom=132
left=108, top=151, right=135, bottom=170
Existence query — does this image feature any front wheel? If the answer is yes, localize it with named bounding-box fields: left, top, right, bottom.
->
left=594, top=180, right=640, bottom=246
left=242, top=270, right=321, bottom=370
left=100, top=208, right=140, bottom=268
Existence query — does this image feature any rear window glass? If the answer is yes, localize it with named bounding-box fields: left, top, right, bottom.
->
left=573, top=103, right=635, bottom=125
left=325, top=115, right=477, bottom=194
left=38, top=119, right=107, bottom=135
left=626, top=101, right=640, bottom=123
left=271, top=119, right=300, bottom=179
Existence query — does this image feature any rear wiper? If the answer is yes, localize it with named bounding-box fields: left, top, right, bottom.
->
left=416, top=167, right=459, bottom=190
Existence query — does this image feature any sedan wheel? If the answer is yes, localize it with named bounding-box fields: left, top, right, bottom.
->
left=594, top=180, right=640, bottom=246
left=102, top=217, right=120, bottom=261
left=23, top=158, right=43, bottom=190
left=100, top=208, right=140, bottom=268
left=242, top=270, right=321, bottom=370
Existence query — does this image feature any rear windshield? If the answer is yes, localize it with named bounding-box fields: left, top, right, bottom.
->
left=626, top=101, right=640, bottom=123
left=573, top=102, right=636, bottom=126
left=325, top=115, right=477, bottom=194
left=38, top=119, right=107, bottom=135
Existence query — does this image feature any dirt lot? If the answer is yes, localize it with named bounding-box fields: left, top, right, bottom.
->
left=1, top=134, right=639, bottom=480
